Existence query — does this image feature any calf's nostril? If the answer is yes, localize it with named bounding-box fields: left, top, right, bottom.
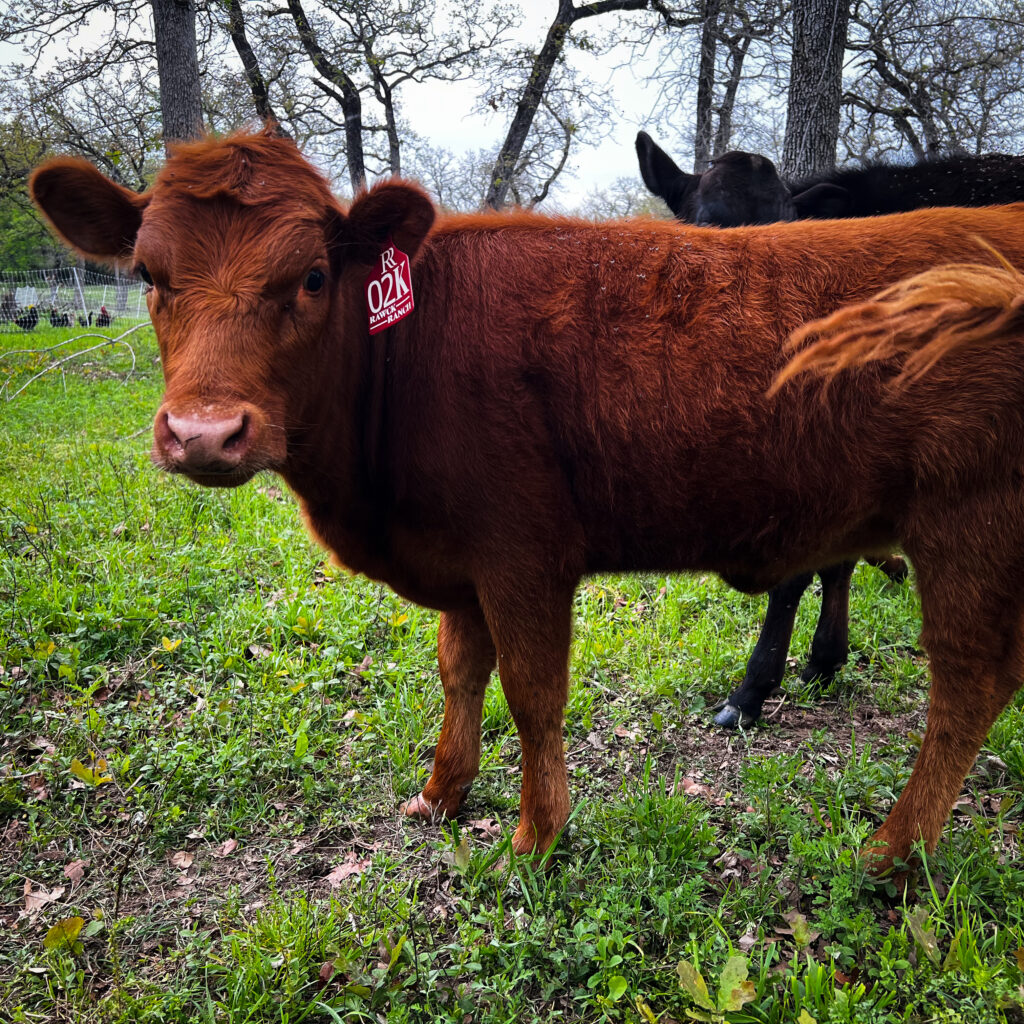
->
left=223, top=414, right=249, bottom=452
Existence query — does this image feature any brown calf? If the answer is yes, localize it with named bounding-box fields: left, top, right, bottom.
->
left=29, top=131, right=1024, bottom=871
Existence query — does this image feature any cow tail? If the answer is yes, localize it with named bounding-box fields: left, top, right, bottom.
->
left=771, top=249, right=1024, bottom=395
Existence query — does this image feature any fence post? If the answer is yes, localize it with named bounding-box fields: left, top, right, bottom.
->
left=71, top=266, right=87, bottom=315
left=115, top=267, right=130, bottom=313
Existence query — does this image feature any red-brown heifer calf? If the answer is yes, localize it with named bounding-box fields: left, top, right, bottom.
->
left=30, top=132, right=1024, bottom=873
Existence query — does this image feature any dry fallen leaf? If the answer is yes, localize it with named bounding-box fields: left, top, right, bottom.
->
left=23, top=881, right=65, bottom=917
left=777, top=911, right=820, bottom=949
left=27, top=775, right=49, bottom=802
left=324, top=852, right=371, bottom=887
left=317, top=959, right=337, bottom=989
left=63, top=859, right=89, bottom=885
left=212, top=839, right=238, bottom=858
left=467, top=818, right=502, bottom=838
left=677, top=777, right=715, bottom=800
left=170, top=850, right=194, bottom=870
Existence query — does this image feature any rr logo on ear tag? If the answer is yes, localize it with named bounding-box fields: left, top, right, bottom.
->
left=365, top=240, right=414, bottom=334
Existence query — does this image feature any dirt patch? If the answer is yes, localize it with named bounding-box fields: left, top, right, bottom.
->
left=561, top=678, right=929, bottom=810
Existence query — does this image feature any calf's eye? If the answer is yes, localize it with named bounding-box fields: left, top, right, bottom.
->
left=304, top=269, right=325, bottom=293
left=136, top=263, right=154, bottom=286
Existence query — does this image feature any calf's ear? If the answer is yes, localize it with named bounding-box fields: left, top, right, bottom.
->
left=342, top=180, right=436, bottom=265
left=30, top=159, right=148, bottom=264
left=635, top=131, right=700, bottom=215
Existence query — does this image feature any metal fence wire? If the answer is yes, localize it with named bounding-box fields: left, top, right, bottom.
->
left=0, top=267, right=149, bottom=332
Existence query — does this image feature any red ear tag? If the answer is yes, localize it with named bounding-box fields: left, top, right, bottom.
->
left=365, top=239, right=414, bottom=335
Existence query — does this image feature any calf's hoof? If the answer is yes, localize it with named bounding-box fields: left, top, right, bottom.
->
left=401, top=792, right=443, bottom=822
left=511, top=821, right=560, bottom=862
left=401, top=783, right=470, bottom=824
left=862, top=826, right=919, bottom=883
left=861, top=841, right=896, bottom=877
left=712, top=702, right=759, bottom=729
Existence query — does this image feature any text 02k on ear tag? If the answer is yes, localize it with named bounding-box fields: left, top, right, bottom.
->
left=365, top=239, right=414, bottom=334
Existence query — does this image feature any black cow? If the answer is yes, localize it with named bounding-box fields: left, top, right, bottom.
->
left=636, top=134, right=793, bottom=226
left=788, top=153, right=1024, bottom=219
left=638, top=130, right=922, bottom=728
left=636, top=131, right=1024, bottom=226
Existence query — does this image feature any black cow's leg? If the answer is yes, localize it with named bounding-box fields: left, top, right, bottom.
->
left=801, top=560, right=857, bottom=683
left=713, top=571, right=814, bottom=728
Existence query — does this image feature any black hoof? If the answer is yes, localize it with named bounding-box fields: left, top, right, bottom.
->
left=712, top=702, right=758, bottom=729
left=799, top=660, right=843, bottom=685
left=884, top=560, right=909, bottom=584
left=875, top=555, right=909, bottom=584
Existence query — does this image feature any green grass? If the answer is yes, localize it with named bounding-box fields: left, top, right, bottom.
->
left=3, top=323, right=1024, bottom=1022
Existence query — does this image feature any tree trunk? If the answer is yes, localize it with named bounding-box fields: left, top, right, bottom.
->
left=378, top=79, right=402, bottom=176
left=485, top=0, right=575, bottom=210
left=781, top=0, right=850, bottom=179
left=485, top=0, right=650, bottom=210
left=713, top=35, right=751, bottom=157
left=693, top=0, right=721, bottom=172
left=288, top=0, right=366, bottom=191
left=225, top=0, right=286, bottom=131
left=151, top=0, right=203, bottom=153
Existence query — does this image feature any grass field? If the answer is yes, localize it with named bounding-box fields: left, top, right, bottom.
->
left=3, top=322, right=1024, bottom=1023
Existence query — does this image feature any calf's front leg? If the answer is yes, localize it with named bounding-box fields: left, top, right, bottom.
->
left=479, top=581, right=575, bottom=857
left=403, top=605, right=496, bottom=822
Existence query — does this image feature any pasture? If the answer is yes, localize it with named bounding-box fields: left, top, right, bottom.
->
left=3, top=322, right=1024, bottom=1023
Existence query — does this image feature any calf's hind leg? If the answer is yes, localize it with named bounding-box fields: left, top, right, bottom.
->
left=866, top=574, right=1024, bottom=874
left=403, top=605, right=496, bottom=823
left=865, top=553, right=909, bottom=583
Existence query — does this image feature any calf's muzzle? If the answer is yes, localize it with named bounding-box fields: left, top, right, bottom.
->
left=154, top=405, right=259, bottom=481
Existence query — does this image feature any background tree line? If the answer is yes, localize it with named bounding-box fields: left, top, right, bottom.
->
left=1, top=0, right=1022, bottom=267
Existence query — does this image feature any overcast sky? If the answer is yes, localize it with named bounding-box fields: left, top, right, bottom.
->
left=400, top=2, right=676, bottom=206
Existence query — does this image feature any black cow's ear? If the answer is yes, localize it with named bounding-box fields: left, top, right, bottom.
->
left=30, top=159, right=148, bottom=264
left=792, top=182, right=850, bottom=219
left=342, top=180, right=436, bottom=265
left=635, top=131, right=700, bottom=217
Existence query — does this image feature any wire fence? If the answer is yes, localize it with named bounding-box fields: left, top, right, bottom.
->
left=0, top=267, right=149, bottom=332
